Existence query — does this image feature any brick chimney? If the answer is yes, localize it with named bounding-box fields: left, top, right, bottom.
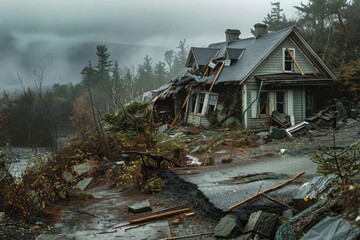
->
left=225, top=29, right=241, bottom=44
left=254, top=23, right=268, bottom=38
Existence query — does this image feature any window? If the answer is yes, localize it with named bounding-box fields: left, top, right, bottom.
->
left=284, top=48, right=295, bottom=72
left=190, top=92, right=218, bottom=115
left=259, top=92, right=269, bottom=115
left=189, top=94, right=197, bottom=113
left=276, top=91, right=286, bottom=114
left=196, top=93, right=205, bottom=114
left=208, top=94, right=218, bottom=113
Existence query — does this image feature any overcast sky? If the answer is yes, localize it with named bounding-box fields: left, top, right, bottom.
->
left=0, top=0, right=308, bottom=88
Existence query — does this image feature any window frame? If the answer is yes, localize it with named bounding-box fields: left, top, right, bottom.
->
left=190, top=91, right=218, bottom=116
left=275, top=91, right=286, bottom=114
left=258, top=91, right=269, bottom=116
left=283, top=48, right=295, bottom=72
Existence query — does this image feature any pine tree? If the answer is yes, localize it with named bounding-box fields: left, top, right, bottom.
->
left=80, top=61, right=95, bottom=87
left=154, top=61, right=168, bottom=86
left=263, top=2, right=292, bottom=32
left=135, top=55, right=154, bottom=91
left=95, top=45, right=112, bottom=88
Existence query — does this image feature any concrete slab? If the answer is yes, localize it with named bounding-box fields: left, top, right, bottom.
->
left=177, top=156, right=317, bottom=212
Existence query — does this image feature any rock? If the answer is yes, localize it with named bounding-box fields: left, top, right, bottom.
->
left=74, top=177, right=93, bottom=191
left=214, top=214, right=243, bottom=239
left=100, top=161, right=124, bottom=176
left=244, top=210, right=279, bottom=239
left=0, top=212, right=5, bottom=224
left=128, top=199, right=152, bottom=214
left=269, top=126, right=287, bottom=139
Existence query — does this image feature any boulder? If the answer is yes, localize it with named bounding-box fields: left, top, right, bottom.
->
left=214, top=214, right=243, bottom=239
left=244, top=210, right=279, bottom=239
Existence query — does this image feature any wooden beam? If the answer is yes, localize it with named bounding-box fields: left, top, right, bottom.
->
left=130, top=208, right=191, bottom=224
left=170, top=93, right=191, bottom=128
left=286, top=48, right=305, bottom=76
left=261, top=193, right=299, bottom=213
left=209, top=61, right=225, bottom=92
left=228, top=171, right=305, bottom=211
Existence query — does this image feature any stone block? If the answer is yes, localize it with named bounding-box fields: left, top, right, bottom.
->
left=128, top=199, right=152, bottom=214
left=244, top=210, right=279, bottom=239
left=214, top=214, right=243, bottom=239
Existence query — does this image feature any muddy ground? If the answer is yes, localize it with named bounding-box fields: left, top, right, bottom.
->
left=3, top=120, right=360, bottom=240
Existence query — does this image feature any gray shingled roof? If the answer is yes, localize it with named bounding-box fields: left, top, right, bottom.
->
left=207, top=26, right=294, bottom=84
left=188, top=47, right=220, bottom=67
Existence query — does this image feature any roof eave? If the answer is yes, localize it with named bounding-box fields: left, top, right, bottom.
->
left=292, top=28, right=337, bottom=81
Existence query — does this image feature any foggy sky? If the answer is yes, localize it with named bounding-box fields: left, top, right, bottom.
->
left=0, top=0, right=307, bottom=89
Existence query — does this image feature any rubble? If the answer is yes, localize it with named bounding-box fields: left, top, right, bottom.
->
left=214, top=214, right=243, bottom=238
left=74, top=177, right=94, bottom=191
left=292, top=175, right=336, bottom=211
left=128, top=199, right=152, bottom=214
left=243, top=210, right=279, bottom=239
left=73, top=161, right=97, bottom=176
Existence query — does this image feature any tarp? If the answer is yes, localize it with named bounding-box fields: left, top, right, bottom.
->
left=292, top=175, right=336, bottom=199
left=301, top=217, right=360, bottom=240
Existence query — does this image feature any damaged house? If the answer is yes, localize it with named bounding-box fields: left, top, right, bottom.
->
left=153, top=23, right=336, bottom=129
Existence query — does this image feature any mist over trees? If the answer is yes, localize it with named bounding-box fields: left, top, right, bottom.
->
left=0, top=40, right=189, bottom=147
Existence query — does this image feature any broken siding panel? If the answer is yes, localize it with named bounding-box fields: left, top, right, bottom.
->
left=188, top=114, right=210, bottom=127
left=253, top=38, right=318, bottom=76
left=247, top=117, right=271, bottom=129
left=293, top=88, right=306, bottom=123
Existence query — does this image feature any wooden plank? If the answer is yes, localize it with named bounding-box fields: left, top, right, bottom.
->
left=209, top=61, right=225, bottom=92
left=286, top=48, right=305, bottom=76
left=170, top=94, right=191, bottom=127
left=130, top=208, right=191, bottom=224
left=228, top=171, right=305, bottom=211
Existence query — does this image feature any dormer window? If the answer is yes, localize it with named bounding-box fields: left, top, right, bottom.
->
left=283, top=48, right=295, bottom=72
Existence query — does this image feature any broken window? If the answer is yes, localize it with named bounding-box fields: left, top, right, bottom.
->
left=196, top=93, right=205, bottom=114
left=259, top=92, right=269, bottom=115
left=208, top=94, right=218, bottom=113
left=276, top=91, right=286, bottom=114
left=190, top=92, right=218, bottom=115
left=189, top=94, right=197, bottom=113
left=284, top=48, right=295, bottom=72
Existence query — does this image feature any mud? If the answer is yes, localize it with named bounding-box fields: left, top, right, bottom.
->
left=159, top=169, right=225, bottom=221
